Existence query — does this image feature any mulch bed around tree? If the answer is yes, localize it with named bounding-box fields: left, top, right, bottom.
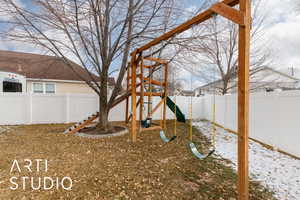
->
left=0, top=121, right=277, bottom=200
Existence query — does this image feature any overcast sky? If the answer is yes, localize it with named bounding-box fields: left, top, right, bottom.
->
left=263, top=0, right=300, bottom=68
left=0, top=0, right=299, bottom=89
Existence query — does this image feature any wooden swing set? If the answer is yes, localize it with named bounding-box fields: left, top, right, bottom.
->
left=64, top=0, right=251, bottom=199
left=127, top=0, right=251, bottom=199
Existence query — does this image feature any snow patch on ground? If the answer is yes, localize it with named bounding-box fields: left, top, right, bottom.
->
left=0, top=126, right=9, bottom=134
left=194, top=121, right=300, bottom=200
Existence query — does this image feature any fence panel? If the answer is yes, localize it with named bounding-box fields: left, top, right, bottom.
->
left=0, top=93, right=29, bottom=125
left=198, top=91, right=300, bottom=158
left=0, top=92, right=299, bottom=157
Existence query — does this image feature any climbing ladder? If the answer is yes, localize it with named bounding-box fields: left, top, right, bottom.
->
left=63, top=112, right=99, bottom=134
left=63, top=87, right=132, bottom=134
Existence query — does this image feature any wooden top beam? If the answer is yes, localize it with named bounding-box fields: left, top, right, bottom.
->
left=131, top=0, right=239, bottom=54
left=211, top=2, right=245, bottom=26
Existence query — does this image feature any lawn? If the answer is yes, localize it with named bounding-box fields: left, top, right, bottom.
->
left=0, top=121, right=276, bottom=200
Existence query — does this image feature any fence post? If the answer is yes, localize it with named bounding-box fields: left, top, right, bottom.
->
left=66, top=93, right=70, bottom=123
left=29, top=93, right=33, bottom=124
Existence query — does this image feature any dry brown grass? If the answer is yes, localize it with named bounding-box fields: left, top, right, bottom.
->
left=0, top=121, right=276, bottom=200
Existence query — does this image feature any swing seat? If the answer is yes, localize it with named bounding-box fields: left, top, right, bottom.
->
left=160, top=130, right=177, bottom=143
left=141, top=118, right=152, bottom=128
left=189, top=142, right=215, bottom=160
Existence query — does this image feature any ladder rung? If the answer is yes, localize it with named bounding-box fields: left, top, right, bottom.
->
left=127, top=74, right=142, bottom=80
left=137, top=92, right=161, bottom=96
left=143, top=77, right=165, bottom=86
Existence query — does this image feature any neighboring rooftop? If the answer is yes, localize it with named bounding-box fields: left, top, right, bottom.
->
left=195, top=66, right=299, bottom=90
left=0, top=50, right=115, bottom=85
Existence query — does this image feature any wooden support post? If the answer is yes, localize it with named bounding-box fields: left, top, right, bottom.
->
left=125, top=63, right=130, bottom=123
left=139, top=55, right=144, bottom=131
left=131, top=51, right=138, bottom=142
left=237, top=0, right=251, bottom=200
left=147, top=67, right=153, bottom=119
left=162, top=63, right=168, bottom=129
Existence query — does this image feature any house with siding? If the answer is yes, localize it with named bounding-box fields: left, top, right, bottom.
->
left=0, top=50, right=115, bottom=94
left=194, top=66, right=299, bottom=96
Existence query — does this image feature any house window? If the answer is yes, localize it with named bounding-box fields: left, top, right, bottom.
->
left=3, top=81, right=22, bottom=92
left=45, top=83, right=55, bottom=93
left=32, top=82, right=56, bottom=94
left=33, top=83, right=43, bottom=93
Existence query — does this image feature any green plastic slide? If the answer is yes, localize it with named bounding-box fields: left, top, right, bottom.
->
left=164, top=96, right=186, bottom=123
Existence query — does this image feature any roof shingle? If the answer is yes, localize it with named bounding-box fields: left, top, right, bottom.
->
left=0, top=50, right=115, bottom=85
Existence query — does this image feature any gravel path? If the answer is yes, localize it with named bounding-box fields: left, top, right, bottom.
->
left=194, top=121, right=300, bottom=200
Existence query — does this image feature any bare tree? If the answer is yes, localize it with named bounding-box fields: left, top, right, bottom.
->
left=0, top=0, right=181, bottom=131
left=173, top=0, right=272, bottom=95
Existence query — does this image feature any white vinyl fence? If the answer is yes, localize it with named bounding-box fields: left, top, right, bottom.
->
left=0, top=93, right=98, bottom=124
left=198, top=91, right=300, bottom=158
left=0, top=91, right=299, bottom=157
left=0, top=93, right=198, bottom=125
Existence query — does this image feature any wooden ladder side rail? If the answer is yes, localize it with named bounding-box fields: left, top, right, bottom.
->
left=68, top=113, right=99, bottom=134
left=147, top=98, right=164, bottom=119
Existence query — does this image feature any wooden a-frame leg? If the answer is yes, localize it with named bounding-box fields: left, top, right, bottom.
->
left=237, top=0, right=251, bottom=200
left=131, top=51, right=138, bottom=142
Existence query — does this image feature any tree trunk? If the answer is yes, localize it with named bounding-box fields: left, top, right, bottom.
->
left=97, top=68, right=109, bottom=131
left=98, top=98, right=109, bottom=131
left=222, top=78, right=229, bottom=95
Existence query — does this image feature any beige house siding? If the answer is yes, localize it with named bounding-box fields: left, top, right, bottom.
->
left=56, top=82, right=95, bottom=94
left=27, top=80, right=96, bottom=94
